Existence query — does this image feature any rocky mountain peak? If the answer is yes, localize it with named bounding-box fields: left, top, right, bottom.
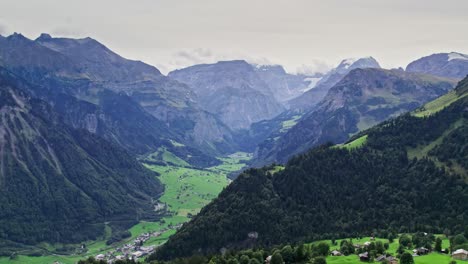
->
left=336, top=56, right=380, bottom=73
left=5, top=32, right=30, bottom=43
left=254, top=64, right=287, bottom=75
left=406, top=52, right=468, bottom=79
left=35, top=33, right=52, bottom=41
left=447, top=52, right=468, bottom=61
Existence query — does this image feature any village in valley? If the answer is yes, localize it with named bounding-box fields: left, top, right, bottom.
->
left=92, top=224, right=182, bottom=264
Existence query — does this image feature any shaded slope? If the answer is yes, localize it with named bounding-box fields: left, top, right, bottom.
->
left=289, top=57, right=381, bottom=110
left=254, top=68, right=455, bottom=165
left=0, top=69, right=163, bottom=245
left=0, top=33, right=235, bottom=159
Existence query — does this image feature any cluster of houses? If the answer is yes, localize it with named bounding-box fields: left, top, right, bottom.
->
left=94, top=231, right=161, bottom=263
left=329, top=239, right=468, bottom=263
left=93, top=223, right=184, bottom=263
left=356, top=252, right=397, bottom=263
left=330, top=244, right=397, bottom=264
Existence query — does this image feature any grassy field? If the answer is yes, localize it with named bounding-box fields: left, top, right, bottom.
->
left=334, top=135, right=368, bottom=150
left=413, top=90, right=467, bottom=117
left=342, top=135, right=368, bottom=150
left=0, top=152, right=250, bottom=264
left=0, top=255, right=82, bottom=264
left=327, top=254, right=452, bottom=264
left=145, top=147, right=191, bottom=167
left=145, top=164, right=231, bottom=216
left=280, top=115, right=302, bottom=132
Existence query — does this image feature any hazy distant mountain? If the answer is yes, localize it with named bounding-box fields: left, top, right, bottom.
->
left=169, top=60, right=285, bottom=130
left=0, top=68, right=162, bottom=245
left=253, top=68, right=455, bottom=165
left=289, top=57, right=381, bottom=110
left=406, top=52, right=468, bottom=79
left=253, top=64, right=320, bottom=103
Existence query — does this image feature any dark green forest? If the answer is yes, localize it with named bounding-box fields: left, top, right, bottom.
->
left=153, top=78, right=468, bottom=260
left=0, top=69, right=163, bottom=251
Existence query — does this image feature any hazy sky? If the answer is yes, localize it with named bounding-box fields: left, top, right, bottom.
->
left=1, top=0, right=468, bottom=74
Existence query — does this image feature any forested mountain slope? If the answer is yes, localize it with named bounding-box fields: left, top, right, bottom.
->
left=0, top=68, right=163, bottom=246
left=153, top=76, right=468, bottom=260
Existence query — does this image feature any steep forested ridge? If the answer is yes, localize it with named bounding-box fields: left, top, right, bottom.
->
left=153, top=77, right=468, bottom=260
left=0, top=69, right=163, bottom=246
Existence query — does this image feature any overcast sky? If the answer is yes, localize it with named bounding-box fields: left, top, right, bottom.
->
left=1, top=0, right=468, bottom=74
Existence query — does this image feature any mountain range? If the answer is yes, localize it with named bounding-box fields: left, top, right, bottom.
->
left=1, top=32, right=468, bottom=261
left=0, top=33, right=236, bottom=159
left=253, top=68, right=456, bottom=165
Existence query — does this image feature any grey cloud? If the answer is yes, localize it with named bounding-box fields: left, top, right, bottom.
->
left=174, top=48, right=214, bottom=64
left=51, top=27, right=84, bottom=38
left=4, top=0, right=466, bottom=73
left=295, top=61, right=332, bottom=76
left=0, top=24, right=7, bottom=35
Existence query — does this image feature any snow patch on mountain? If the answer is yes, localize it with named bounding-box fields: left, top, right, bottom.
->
left=302, top=77, right=322, bottom=92
left=341, top=58, right=358, bottom=68
left=448, top=52, right=468, bottom=61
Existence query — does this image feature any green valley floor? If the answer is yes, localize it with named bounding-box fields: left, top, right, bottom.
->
left=0, top=152, right=251, bottom=264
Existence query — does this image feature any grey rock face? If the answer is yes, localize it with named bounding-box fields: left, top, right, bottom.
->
left=253, top=64, right=315, bottom=103
left=406, top=52, right=468, bottom=79
left=169, top=60, right=285, bottom=130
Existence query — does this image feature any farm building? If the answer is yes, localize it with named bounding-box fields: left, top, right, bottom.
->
left=331, top=250, right=342, bottom=256
left=359, top=252, right=369, bottom=262
left=452, top=249, right=468, bottom=260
